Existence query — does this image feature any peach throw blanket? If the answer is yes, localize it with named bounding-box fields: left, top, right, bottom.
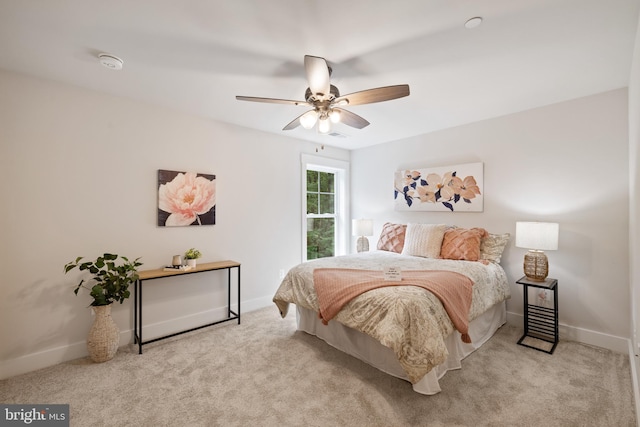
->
left=313, top=268, right=474, bottom=343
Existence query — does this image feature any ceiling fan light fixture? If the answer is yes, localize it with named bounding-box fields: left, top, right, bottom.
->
left=329, top=109, right=341, bottom=123
left=318, top=116, right=330, bottom=134
left=300, top=111, right=318, bottom=129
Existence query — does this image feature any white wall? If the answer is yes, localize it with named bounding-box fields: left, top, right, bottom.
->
left=628, top=12, right=640, bottom=421
left=351, top=89, right=630, bottom=349
left=630, top=9, right=640, bottom=356
left=0, top=70, right=350, bottom=379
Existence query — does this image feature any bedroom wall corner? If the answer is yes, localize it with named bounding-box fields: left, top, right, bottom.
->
left=350, top=89, right=630, bottom=351
left=627, top=7, right=640, bottom=424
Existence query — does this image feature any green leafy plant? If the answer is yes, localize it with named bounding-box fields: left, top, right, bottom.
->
left=64, top=253, right=143, bottom=306
left=184, top=248, right=202, bottom=260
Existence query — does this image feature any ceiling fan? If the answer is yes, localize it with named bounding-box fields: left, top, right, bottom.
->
left=236, top=55, right=410, bottom=134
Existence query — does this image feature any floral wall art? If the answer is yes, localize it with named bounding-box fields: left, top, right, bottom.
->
left=157, top=169, right=216, bottom=226
left=394, top=162, right=483, bottom=212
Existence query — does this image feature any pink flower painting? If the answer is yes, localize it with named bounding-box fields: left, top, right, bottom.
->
left=158, top=170, right=216, bottom=226
left=394, top=162, right=483, bottom=212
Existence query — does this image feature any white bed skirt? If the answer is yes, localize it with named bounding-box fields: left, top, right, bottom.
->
left=296, top=301, right=506, bottom=395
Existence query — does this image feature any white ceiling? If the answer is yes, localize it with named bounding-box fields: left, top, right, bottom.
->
left=1, top=0, right=638, bottom=150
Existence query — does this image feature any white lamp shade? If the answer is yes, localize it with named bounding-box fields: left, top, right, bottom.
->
left=352, top=219, right=373, bottom=236
left=515, top=222, right=559, bottom=250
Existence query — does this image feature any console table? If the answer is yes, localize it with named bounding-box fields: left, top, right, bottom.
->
left=134, top=260, right=241, bottom=354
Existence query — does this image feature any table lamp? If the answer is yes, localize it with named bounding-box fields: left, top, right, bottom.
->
left=515, top=221, right=559, bottom=281
left=352, top=219, right=373, bottom=253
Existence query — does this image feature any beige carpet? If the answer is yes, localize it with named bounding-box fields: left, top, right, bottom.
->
left=0, top=307, right=635, bottom=426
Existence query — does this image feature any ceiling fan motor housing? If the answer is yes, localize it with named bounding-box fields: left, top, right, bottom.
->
left=305, top=85, right=340, bottom=102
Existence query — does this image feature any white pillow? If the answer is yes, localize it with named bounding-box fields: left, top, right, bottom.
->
left=401, top=223, right=447, bottom=258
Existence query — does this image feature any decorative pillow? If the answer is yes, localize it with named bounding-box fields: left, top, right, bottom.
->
left=480, top=232, right=510, bottom=263
left=377, top=222, right=407, bottom=253
left=401, top=223, right=447, bottom=258
left=440, top=227, right=488, bottom=261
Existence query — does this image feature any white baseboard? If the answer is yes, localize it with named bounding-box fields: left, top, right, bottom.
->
left=1, top=296, right=276, bottom=380
left=506, top=311, right=629, bottom=354
left=0, top=340, right=89, bottom=381
left=3, top=304, right=631, bottom=381
left=628, top=340, right=640, bottom=427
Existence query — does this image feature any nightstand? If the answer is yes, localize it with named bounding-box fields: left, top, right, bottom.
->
left=516, top=276, right=558, bottom=354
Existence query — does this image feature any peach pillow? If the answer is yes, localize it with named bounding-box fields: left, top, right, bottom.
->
left=440, top=227, right=488, bottom=261
left=376, top=222, right=407, bottom=253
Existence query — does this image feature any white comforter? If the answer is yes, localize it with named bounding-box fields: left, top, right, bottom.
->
left=273, top=251, right=510, bottom=383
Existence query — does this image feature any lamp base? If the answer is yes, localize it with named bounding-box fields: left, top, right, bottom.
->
left=523, top=250, right=548, bottom=281
left=357, top=236, right=369, bottom=253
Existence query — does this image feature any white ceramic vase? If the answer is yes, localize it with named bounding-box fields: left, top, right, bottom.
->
left=186, top=259, right=197, bottom=268
left=87, top=304, right=119, bottom=363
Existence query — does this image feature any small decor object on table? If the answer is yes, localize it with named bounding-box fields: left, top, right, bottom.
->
left=64, top=253, right=142, bottom=363
left=163, top=265, right=193, bottom=272
left=184, top=248, right=202, bottom=267
left=172, top=254, right=182, bottom=266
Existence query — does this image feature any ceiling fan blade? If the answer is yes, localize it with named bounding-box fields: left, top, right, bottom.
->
left=334, top=108, right=370, bottom=129
left=335, top=84, right=410, bottom=106
left=282, top=113, right=303, bottom=130
left=236, top=96, right=308, bottom=106
left=304, top=55, right=331, bottom=98
left=282, top=119, right=300, bottom=131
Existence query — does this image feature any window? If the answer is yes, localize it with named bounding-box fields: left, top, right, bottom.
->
left=301, top=154, right=349, bottom=261
left=306, top=170, right=336, bottom=259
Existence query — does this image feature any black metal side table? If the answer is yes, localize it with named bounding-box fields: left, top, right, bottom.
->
left=134, top=260, right=241, bottom=354
left=516, top=276, right=558, bottom=354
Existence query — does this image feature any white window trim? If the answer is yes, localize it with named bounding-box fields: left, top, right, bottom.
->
left=301, top=154, right=350, bottom=261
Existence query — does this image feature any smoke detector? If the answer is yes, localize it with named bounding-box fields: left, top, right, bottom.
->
left=464, top=17, right=483, bottom=29
left=98, top=53, right=123, bottom=70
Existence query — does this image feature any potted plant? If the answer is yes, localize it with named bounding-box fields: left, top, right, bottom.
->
left=184, top=248, right=202, bottom=267
left=64, top=253, right=142, bottom=362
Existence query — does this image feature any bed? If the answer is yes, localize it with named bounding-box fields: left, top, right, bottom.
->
left=273, top=223, right=511, bottom=394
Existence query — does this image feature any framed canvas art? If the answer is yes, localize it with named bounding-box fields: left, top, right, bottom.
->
left=157, top=169, right=216, bottom=226
left=394, top=162, right=483, bottom=212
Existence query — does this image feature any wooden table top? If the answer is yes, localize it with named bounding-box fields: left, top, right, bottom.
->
left=137, top=260, right=240, bottom=280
